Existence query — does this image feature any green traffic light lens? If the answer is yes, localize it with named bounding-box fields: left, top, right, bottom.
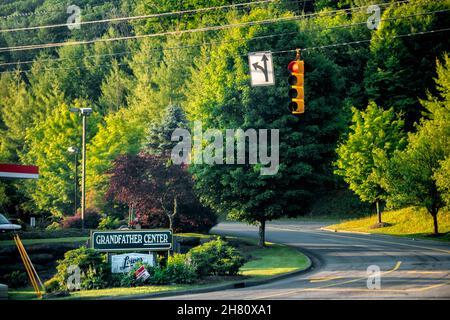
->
left=288, top=101, right=298, bottom=112
left=288, top=89, right=298, bottom=98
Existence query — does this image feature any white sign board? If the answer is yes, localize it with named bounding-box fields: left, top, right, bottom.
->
left=111, top=252, right=155, bottom=273
left=248, top=51, right=275, bottom=87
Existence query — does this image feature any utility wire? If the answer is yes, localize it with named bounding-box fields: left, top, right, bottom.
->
left=273, top=27, right=450, bottom=54
left=0, top=0, right=413, bottom=53
left=0, top=0, right=314, bottom=20
left=0, top=0, right=290, bottom=33
left=0, top=7, right=447, bottom=68
left=1, top=26, right=448, bottom=76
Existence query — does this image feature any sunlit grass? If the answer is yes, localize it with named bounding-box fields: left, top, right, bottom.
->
left=327, top=207, right=450, bottom=241
left=0, top=236, right=88, bottom=247
left=240, top=243, right=310, bottom=277
left=175, top=233, right=212, bottom=238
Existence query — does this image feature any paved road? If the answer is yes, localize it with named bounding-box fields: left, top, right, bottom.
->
left=160, top=221, right=450, bottom=299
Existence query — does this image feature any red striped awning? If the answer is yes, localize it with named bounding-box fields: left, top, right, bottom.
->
left=0, top=164, right=39, bottom=179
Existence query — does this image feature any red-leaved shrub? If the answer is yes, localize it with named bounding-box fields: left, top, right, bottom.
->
left=62, top=209, right=102, bottom=229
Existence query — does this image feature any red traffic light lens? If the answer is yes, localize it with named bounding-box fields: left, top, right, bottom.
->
left=288, top=61, right=299, bottom=72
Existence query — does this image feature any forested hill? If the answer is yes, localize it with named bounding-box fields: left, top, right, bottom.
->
left=0, top=0, right=449, bottom=225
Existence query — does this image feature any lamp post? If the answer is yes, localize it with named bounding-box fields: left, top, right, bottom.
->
left=69, top=107, right=92, bottom=230
left=67, top=146, right=79, bottom=217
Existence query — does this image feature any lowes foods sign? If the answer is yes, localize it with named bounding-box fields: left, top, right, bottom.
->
left=111, top=253, right=155, bottom=273
left=91, top=230, right=172, bottom=252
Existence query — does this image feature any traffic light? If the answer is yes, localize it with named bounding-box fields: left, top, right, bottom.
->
left=287, top=59, right=304, bottom=114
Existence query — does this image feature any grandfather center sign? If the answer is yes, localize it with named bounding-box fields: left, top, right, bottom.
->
left=91, top=230, right=172, bottom=252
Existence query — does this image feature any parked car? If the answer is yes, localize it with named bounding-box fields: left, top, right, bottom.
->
left=0, top=213, right=21, bottom=232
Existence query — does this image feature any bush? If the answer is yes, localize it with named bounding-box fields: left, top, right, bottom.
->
left=118, top=254, right=197, bottom=286
left=98, top=216, right=121, bottom=230
left=165, top=253, right=197, bottom=284
left=5, top=271, right=28, bottom=288
left=187, top=238, right=245, bottom=277
left=44, top=277, right=60, bottom=293
left=46, top=221, right=61, bottom=231
left=61, top=209, right=102, bottom=229
left=50, top=246, right=110, bottom=291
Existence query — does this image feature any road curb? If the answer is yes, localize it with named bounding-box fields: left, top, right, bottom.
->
left=98, top=246, right=314, bottom=300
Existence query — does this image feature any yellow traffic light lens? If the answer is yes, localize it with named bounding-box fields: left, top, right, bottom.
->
left=289, top=89, right=298, bottom=98
left=288, top=75, right=298, bottom=85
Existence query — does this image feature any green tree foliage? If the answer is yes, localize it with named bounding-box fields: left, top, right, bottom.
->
left=186, top=8, right=347, bottom=246
left=335, top=102, right=406, bottom=224
left=98, top=59, right=133, bottom=114
left=364, top=0, right=450, bottom=128
left=22, top=100, right=100, bottom=217
left=145, top=104, right=188, bottom=154
left=86, top=106, right=146, bottom=210
left=0, top=72, right=35, bottom=160
left=382, top=55, right=450, bottom=234
left=430, top=54, right=450, bottom=207
left=1, top=0, right=449, bottom=233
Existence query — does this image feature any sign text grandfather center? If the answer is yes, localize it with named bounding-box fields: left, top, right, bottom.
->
left=91, top=230, right=172, bottom=252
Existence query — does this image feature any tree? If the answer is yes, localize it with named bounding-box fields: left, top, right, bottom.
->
left=364, top=0, right=450, bottom=129
left=106, top=153, right=216, bottom=232
left=22, top=100, right=100, bottom=217
left=335, top=102, right=406, bottom=225
left=186, top=9, right=347, bottom=247
left=98, top=59, right=133, bottom=114
left=144, top=104, right=188, bottom=155
left=86, top=106, right=147, bottom=211
left=382, top=54, right=450, bottom=235
left=430, top=53, right=450, bottom=208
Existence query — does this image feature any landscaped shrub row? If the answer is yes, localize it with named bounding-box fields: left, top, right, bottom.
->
left=45, top=238, right=246, bottom=293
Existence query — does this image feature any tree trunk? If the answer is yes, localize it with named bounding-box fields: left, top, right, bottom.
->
left=168, top=215, right=173, bottom=230
left=376, top=200, right=382, bottom=224
left=432, top=212, right=439, bottom=235
left=258, top=220, right=266, bottom=247
left=167, top=196, right=178, bottom=230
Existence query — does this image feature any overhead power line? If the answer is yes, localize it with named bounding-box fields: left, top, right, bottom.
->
left=0, top=0, right=414, bottom=53
left=0, top=7, right=448, bottom=71
left=1, top=26, right=448, bottom=76
left=1, top=7, right=447, bottom=68
left=0, top=0, right=292, bottom=33
left=0, top=0, right=315, bottom=21
left=274, top=27, right=450, bottom=54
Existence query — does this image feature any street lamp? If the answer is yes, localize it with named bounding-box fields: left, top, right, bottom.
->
left=67, top=146, right=79, bottom=217
left=69, top=107, right=92, bottom=230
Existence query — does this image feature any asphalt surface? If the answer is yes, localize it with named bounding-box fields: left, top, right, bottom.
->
left=158, top=221, right=450, bottom=300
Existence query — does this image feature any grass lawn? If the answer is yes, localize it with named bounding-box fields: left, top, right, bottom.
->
left=8, top=284, right=204, bottom=300
left=240, top=242, right=310, bottom=277
left=7, top=236, right=310, bottom=300
left=0, top=236, right=88, bottom=247
left=326, top=207, right=450, bottom=242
